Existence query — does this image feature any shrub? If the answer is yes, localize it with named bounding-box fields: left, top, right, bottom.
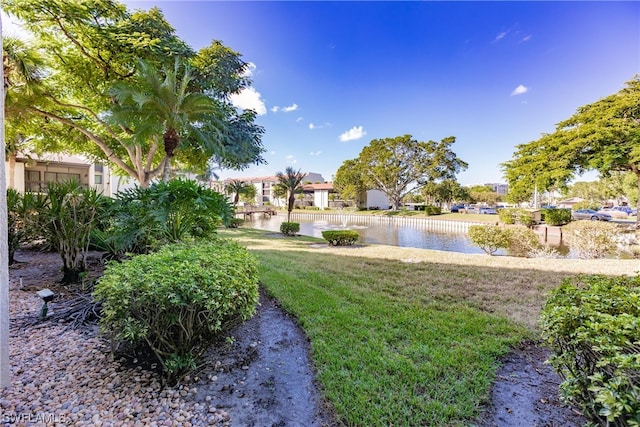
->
left=424, top=205, right=442, bottom=215
left=226, top=218, right=245, bottom=228
left=280, top=222, right=300, bottom=236
left=506, top=225, right=542, bottom=257
left=563, top=221, right=618, bottom=259
left=468, top=225, right=511, bottom=255
left=573, top=201, right=601, bottom=211
left=498, top=208, right=516, bottom=224
left=94, top=240, right=259, bottom=383
left=541, top=275, right=640, bottom=426
left=322, top=230, right=360, bottom=246
left=543, top=208, right=572, bottom=226
left=6, top=189, right=31, bottom=265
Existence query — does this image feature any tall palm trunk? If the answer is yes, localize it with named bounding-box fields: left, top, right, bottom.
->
left=162, top=128, right=180, bottom=182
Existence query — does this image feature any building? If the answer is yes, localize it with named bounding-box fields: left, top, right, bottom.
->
left=485, top=183, right=508, bottom=195
left=223, top=172, right=326, bottom=206
left=4, top=152, right=116, bottom=197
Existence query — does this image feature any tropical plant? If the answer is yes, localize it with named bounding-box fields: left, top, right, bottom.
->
left=40, top=181, right=108, bottom=283
left=276, top=167, right=306, bottom=222
left=225, top=179, right=248, bottom=205
left=110, top=60, right=218, bottom=182
left=106, top=179, right=232, bottom=254
left=94, top=240, right=259, bottom=383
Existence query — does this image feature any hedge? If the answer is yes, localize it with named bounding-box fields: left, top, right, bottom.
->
left=321, top=230, right=360, bottom=246
left=94, top=240, right=259, bottom=383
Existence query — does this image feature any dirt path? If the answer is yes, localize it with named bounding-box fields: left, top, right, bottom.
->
left=477, top=341, right=586, bottom=426
left=191, top=288, right=333, bottom=426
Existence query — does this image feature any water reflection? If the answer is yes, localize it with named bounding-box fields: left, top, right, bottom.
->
left=247, top=215, right=490, bottom=255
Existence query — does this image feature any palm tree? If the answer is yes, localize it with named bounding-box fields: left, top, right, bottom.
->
left=276, top=167, right=306, bottom=222
left=110, top=60, right=217, bottom=182
left=225, top=180, right=247, bottom=205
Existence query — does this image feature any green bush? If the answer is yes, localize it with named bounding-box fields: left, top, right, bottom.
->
left=506, top=225, right=542, bottom=257
left=94, top=240, right=259, bottom=383
left=498, top=208, right=516, bottom=224
left=468, top=225, right=511, bottom=255
left=226, top=218, right=245, bottom=228
left=280, top=222, right=300, bottom=236
left=541, top=275, right=640, bottom=426
left=563, top=221, right=618, bottom=259
left=322, top=230, right=360, bottom=246
left=424, top=205, right=442, bottom=215
left=543, top=208, right=572, bottom=226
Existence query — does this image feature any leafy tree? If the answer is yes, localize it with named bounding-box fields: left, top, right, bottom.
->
left=503, top=76, right=640, bottom=223
left=334, top=159, right=367, bottom=207
left=350, top=135, right=467, bottom=210
left=276, top=167, right=306, bottom=222
left=421, top=179, right=469, bottom=206
left=1, top=0, right=264, bottom=187
left=468, top=185, right=501, bottom=205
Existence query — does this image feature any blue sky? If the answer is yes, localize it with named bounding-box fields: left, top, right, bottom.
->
left=7, top=1, right=640, bottom=185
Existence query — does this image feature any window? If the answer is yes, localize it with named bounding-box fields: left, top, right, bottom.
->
left=94, top=174, right=103, bottom=185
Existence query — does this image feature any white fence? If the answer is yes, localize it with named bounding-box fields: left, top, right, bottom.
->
left=290, top=212, right=484, bottom=233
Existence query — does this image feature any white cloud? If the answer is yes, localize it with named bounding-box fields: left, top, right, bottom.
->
left=296, top=117, right=304, bottom=123
left=271, top=106, right=280, bottom=113
left=269, top=150, right=276, bottom=156
left=243, top=62, right=257, bottom=77
left=309, top=123, right=316, bottom=130
left=510, top=84, right=529, bottom=96
left=309, top=151, right=322, bottom=156
left=230, top=87, right=267, bottom=115
left=286, top=155, right=297, bottom=164
left=283, top=103, right=298, bottom=112
left=339, top=126, right=366, bottom=142
left=521, top=35, right=532, bottom=42
left=494, top=31, right=508, bottom=42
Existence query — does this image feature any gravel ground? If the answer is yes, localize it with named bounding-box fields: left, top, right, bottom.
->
left=1, top=250, right=331, bottom=427
left=2, top=285, right=231, bottom=426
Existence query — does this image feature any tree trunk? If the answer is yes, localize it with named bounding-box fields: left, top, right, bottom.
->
left=1, top=16, right=13, bottom=389
left=7, top=154, right=15, bottom=189
left=162, top=156, right=172, bottom=182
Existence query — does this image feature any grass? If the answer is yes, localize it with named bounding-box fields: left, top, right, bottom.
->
left=217, top=228, right=638, bottom=426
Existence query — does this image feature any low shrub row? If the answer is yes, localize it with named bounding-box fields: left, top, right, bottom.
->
left=280, top=222, right=300, bottom=236
left=321, top=230, right=359, bottom=246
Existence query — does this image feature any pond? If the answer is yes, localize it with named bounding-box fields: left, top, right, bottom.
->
left=247, top=214, right=492, bottom=255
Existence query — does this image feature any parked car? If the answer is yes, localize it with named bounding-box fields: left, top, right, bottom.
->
left=450, top=204, right=466, bottom=213
left=478, top=207, right=497, bottom=214
left=613, top=206, right=635, bottom=216
left=571, top=209, right=612, bottom=221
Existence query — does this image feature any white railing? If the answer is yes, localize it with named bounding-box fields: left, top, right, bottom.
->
left=290, top=212, right=484, bottom=233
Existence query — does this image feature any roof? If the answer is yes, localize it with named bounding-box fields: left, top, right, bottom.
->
left=303, top=183, right=334, bottom=191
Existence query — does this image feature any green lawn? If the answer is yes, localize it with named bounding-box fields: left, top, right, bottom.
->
left=217, top=228, right=589, bottom=426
